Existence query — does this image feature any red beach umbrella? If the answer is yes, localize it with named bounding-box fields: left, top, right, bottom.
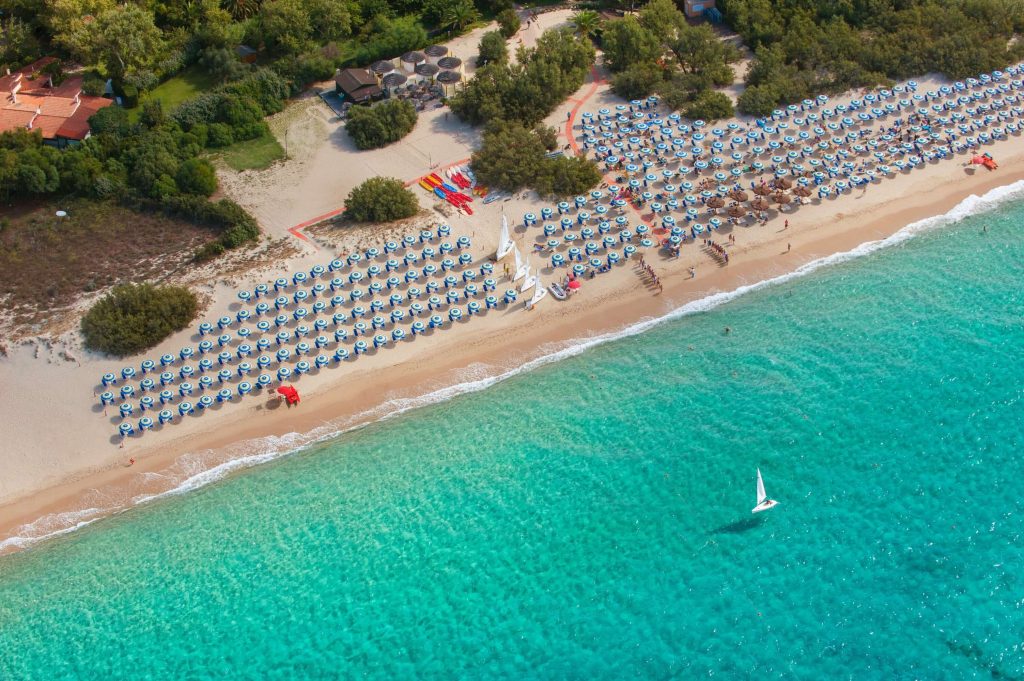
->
left=277, top=385, right=300, bottom=404
left=568, top=280, right=582, bottom=290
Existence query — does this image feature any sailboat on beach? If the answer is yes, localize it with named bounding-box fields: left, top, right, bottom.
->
left=752, top=468, right=779, bottom=514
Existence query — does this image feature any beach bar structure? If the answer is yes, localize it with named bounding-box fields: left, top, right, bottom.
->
left=437, top=56, right=463, bottom=74
left=436, top=70, right=462, bottom=97
left=400, top=51, right=425, bottom=74
left=424, top=45, right=449, bottom=64
left=334, top=68, right=382, bottom=103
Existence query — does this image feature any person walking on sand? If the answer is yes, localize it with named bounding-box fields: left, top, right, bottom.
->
left=689, top=266, right=696, bottom=279
left=784, top=219, right=789, bottom=230
left=787, top=243, right=792, bottom=252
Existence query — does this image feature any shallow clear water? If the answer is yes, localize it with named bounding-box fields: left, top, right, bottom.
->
left=2, top=195, right=1023, bottom=679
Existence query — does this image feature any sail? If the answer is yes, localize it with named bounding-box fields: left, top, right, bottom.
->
left=528, top=273, right=548, bottom=308
left=520, top=266, right=537, bottom=293
left=514, top=250, right=530, bottom=281
left=756, top=468, right=767, bottom=505
left=496, top=215, right=514, bottom=260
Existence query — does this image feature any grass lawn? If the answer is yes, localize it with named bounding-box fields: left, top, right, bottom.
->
left=129, top=66, right=218, bottom=122
left=216, top=131, right=286, bottom=172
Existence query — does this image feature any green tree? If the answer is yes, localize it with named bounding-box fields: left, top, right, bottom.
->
left=570, top=10, right=601, bottom=40
left=81, top=283, right=198, bottom=357
left=736, top=82, right=780, bottom=116
left=600, top=16, right=661, bottom=72
left=90, top=5, right=166, bottom=82
left=611, top=61, right=664, bottom=100
left=200, top=46, right=250, bottom=83
left=470, top=119, right=547, bottom=192
left=345, top=177, right=419, bottom=222
left=496, top=9, right=520, bottom=38
left=259, top=0, right=312, bottom=55
left=639, top=0, right=687, bottom=44
left=221, top=0, right=260, bottom=20
left=476, top=30, right=507, bottom=67
left=345, top=99, right=418, bottom=150
left=176, top=158, right=218, bottom=196
left=442, top=0, right=480, bottom=34
left=539, top=155, right=602, bottom=197
left=683, top=90, right=734, bottom=121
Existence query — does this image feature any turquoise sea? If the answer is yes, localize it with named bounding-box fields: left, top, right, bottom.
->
left=1, top=186, right=1023, bottom=679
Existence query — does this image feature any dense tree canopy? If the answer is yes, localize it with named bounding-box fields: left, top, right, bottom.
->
left=451, top=28, right=595, bottom=127
left=721, top=0, right=1024, bottom=115
left=345, top=99, right=418, bottom=150
left=601, top=0, right=739, bottom=119
left=470, top=120, right=601, bottom=197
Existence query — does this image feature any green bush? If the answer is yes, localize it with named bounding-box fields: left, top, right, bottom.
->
left=175, top=158, right=218, bottom=196
left=611, top=62, right=664, bottom=100
left=470, top=120, right=601, bottom=197
left=496, top=9, right=520, bottom=38
left=345, top=177, right=419, bottom=222
left=476, top=31, right=508, bottom=67
left=453, top=28, right=595, bottom=126
left=207, top=122, right=235, bottom=147
left=347, top=16, right=429, bottom=66
left=120, top=83, right=140, bottom=108
left=345, top=99, right=417, bottom=150
left=683, top=90, right=734, bottom=122
left=81, top=283, right=198, bottom=356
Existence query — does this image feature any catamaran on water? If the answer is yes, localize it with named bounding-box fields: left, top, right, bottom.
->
left=752, top=468, right=779, bottom=514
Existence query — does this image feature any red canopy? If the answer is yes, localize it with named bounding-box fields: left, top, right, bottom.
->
left=970, top=155, right=986, bottom=165
left=568, top=280, right=582, bottom=290
left=276, top=385, right=300, bottom=404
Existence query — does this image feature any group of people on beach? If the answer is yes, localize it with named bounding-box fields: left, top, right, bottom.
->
left=636, top=254, right=663, bottom=293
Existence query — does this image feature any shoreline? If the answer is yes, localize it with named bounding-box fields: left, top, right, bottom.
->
left=2, top=150, right=1022, bottom=555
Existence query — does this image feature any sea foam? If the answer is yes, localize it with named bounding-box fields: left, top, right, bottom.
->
left=4, top=178, right=1024, bottom=553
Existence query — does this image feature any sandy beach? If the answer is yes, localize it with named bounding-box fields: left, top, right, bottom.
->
left=1, top=19, right=1022, bottom=553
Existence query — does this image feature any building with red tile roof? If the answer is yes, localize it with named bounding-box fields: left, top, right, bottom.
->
left=1, top=58, right=114, bottom=147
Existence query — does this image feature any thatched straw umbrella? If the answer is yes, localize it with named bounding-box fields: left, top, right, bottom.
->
left=751, top=197, right=771, bottom=211
left=775, top=177, right=793, bottom=190
left=753, top=184, right=773, bottom=196
left=707, top=196, right=725, bottom=209
left=793, top=186, right=812, bottom=198
left=729, top=189, right=749, bottom=202
left=727, top=205, right=747, bottom=219
left=773, top=192, right=792, bottom=205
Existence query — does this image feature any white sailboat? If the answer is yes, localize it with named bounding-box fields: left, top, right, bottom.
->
left=528, top=272, right=548, bottom=308
left=751, top=468, right=779, bottom=514
left=519, top=262, right=537, bottom=293
left=513, top=247, right=530, bottom=281
left=496, top=214, right=515, bottom=260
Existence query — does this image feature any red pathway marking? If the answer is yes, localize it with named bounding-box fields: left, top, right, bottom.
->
left=285, top=157, right=473, bottom=243
left=565, top=66, right=605, bottom=157
left=561, top=67, right=654, bottom=226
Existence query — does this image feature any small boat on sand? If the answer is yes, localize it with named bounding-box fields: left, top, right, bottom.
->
left=549, top=282, right=567, bottom=300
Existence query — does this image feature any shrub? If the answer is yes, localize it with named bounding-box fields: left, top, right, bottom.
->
left=207, top=122, right=235, bottom=147
left=496, top=9, right=520, bottom=38
left=348, top=16, right=429, bottom=66
left=476, top=30, right=507, bottom=67
left=81, top=283, right=198, bottom=356
left=611, top=62, right=664, bottom=100
left=540, top=155, right=602, bottom=197
left=175, top=158, right=218, bottom=196
left=120, top=83, right=140, bottom=108
left=345, top=177, right=419, bottom=222
left=82, top=72, right=106, bottom=96
left=345, top=99, right=417, bottom=150
left=683, top=90, right=734, bottom=122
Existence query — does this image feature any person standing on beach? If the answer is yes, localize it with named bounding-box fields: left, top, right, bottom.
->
left=787, top=243, right=792, bottom=252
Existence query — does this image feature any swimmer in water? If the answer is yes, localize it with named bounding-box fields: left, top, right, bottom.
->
left=724, top=326, right=731, bottom=334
